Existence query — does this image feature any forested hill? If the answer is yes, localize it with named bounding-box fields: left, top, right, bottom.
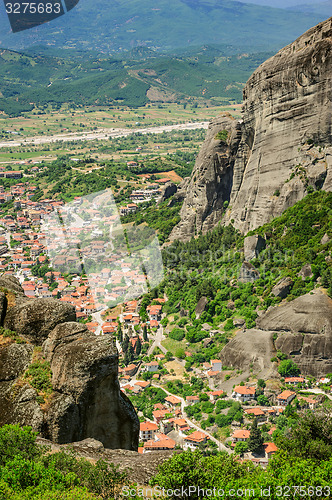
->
left=0, top=0, right=326, bottom=54
left=0, top=46, right=271, bottom=116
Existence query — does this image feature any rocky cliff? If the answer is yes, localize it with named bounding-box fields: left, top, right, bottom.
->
left=171, top=16, right=332, bottom=240
left=220, top=289, right=332, bottom=378
left=0, top=275, right=139, bottom=450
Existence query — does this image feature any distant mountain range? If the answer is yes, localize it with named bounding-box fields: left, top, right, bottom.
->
left=0, top=0, right=328, bottom=54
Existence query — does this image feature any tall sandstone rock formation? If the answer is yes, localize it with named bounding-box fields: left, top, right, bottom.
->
left=0, top=276, right=139, bottom=450
left=171, top=17, right=332, bottom=240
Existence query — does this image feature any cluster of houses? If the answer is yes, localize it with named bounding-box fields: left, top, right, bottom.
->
left=132, top=384, right=212, bottom=454
left=119, top=178, right=170, bottom=215
left=0, top=180, right=165, bottom=335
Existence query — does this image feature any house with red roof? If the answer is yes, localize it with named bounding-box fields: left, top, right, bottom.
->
left=152, top=410, right=169, bottom=424
left=144, top=361, right=159, bottom=372
left=165, top=395, right=181, bottom=408
left=211, top=359, right=222, bottom=372
left=244, top=407, right=266, bottom=422
left=183, top=431, right=209, bottom=451
left=276, top=390, right=296, bottom=406
left=231, top=429, right=250, bottom=445
left=263, top=442, right=278, bottom=459
left=173, top=418, right=190, bottom=434
left=284, top=377, right=305, bottom=385
left=232, top=385, right=256, bottom=402
left=139, top=421, right=158, bottom=442
left=209, top=390, right=225, bottom=402
left=143, top=434, right=175, bottom=453
left=186, top=395, right=199, bottom=405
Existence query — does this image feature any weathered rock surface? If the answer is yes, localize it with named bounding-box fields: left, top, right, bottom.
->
left=238, top=261, right=260, bottom=283
left=220, top=290, right=332, bottom=377
left=0, top=277, right=139, bottom=451
left=170, top=114, right=241, bottom=239
left=243, top=235, right=266, bottom=261
left=256, top=290, right=332, bottom=335
left=43, top=322, right=139, bottom=449
left=0, top=274, right=25, bottom=294
left=299, top=263, right=313, bottom=280
left=171, top=17, right=332, bottom=240
left=195, top=296, right=208, bottom=319
left=158, top=182, right=177, bottom=203
left=271, top=277, right=294, bottom=298
left=220, top=328, right=277, bottom=379
left=4, top=298, right=76, bottom=345
left=36, top=437, right=177, bottom=485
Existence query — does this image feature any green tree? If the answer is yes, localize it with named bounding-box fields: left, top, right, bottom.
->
left=143, top=325, right=148, bottom=342
left=276, top=408, right=332, bottom=461
left=165, top=351, right=173, bottom=361
left=122, top=334, right=129, bottom=353
left=257, top=379, right=266, bottom=388
left=278, top=359, right=300, bottom=377
left=117, top=324, right=123, bottom=344
left=247, top=418, right=264, bottom=454
left=234, top=441, right=248, bottom=456
left=135, top=337, right=142, bottom=357
left=0, top=425, right=41, bottom=466
left=257, top=395, right=270, bottom=406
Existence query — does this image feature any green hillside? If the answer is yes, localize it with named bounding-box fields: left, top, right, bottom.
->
left=150, top=191, right=332, bottom=336
left=0, top=47, right=272, bottom=115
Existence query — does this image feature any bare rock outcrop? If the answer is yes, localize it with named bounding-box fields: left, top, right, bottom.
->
left=238, top=262, right=260, bottom=283
left=158, top=182, right=177, bottom=203
left=221, top=290, right=332, bottom=378
left=43, top=322, right=139, bottom=449
left=171, top=17, right=332, bottom=240
left=36, top=436, right=177, bottom=485
left=4, top=298, right=76, bottom=345
left=243, top=235, right=266, bottom=261
left=271, top=277, right=294, bottom=299
left=256, top=290, right=332, bottom=335
left=170, top=113, right=241, bottom=240
left=0, top=276, right=139, bottom=451
left=219, top=328, right=277, bottom=379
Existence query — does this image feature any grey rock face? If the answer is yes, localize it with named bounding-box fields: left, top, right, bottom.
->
left=220, top=290, right=332, bottom=377
left=271, top=277, right=294, bottom=298
left=170, top=114, right=241, bottom=240
left=299, top=263, right=313, bottom=280
left=0, top=342, right=33, bottom=381
left=195, top=296, right=208, bottom=319
left=238, top=262, right=260, bottom=283
left=321, top=233, right=330, bottom=245
left=0, top=275, right=25, bottom=294
left=172, top=17, right=332, bottom=239
left=259, top=291, right=332, bottom=376
left=243, top=235, right=266, bottom=261
left=256, top=291, right=332, bottom=335
left=42, top=322, right=139, bottom=450
left=4, top=298, right=76, bottom=345
left=220, top=328, right=277, bottom=379
left=0, top=288, right=139, bottom=451
left=36, top=436, right=178, bottom=485
left=158, top=182, right=177, bottom=203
